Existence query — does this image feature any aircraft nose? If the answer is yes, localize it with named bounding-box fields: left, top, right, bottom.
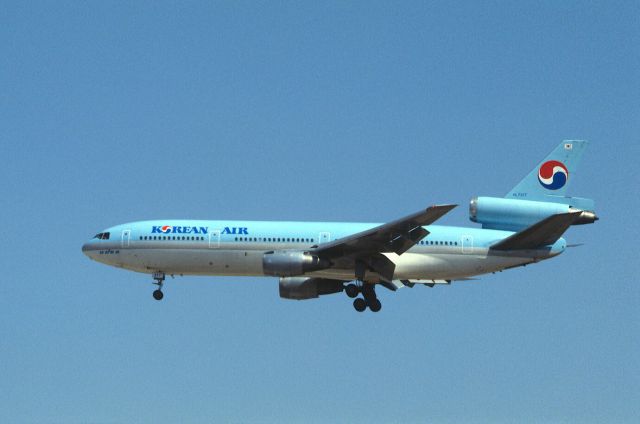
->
left=82, top=241, right=96, bottom=258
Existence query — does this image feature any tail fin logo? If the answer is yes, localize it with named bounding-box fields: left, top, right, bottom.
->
left=538, top=160, right=568, bottom=190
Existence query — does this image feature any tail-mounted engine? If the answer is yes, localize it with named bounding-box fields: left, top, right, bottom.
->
left=470, top=196, right=597, bottom=231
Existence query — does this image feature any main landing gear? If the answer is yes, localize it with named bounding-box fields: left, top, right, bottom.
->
left=152, top=272, right=165, bottom=301
left=345, top=282, right=382, bottom=313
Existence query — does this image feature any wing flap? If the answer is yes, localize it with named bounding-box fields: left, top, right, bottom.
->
left=385, top=278, right=479, bottom=290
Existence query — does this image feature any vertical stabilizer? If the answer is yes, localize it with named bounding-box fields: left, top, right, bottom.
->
left=506, top=140, right=588, bottom=202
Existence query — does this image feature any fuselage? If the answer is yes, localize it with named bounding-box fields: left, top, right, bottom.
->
left=81, top=219, right=565, bottom=281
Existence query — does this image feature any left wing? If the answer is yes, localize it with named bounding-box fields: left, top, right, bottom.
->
left=380, top=278, right=479, bottom=291
left=311, top=204, right=456, bottom=282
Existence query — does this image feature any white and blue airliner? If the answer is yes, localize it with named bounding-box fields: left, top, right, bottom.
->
left=82, top=141, right=597, bottom=312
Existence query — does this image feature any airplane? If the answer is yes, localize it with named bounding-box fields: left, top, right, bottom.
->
left=82, top=140, right=598, bottom=312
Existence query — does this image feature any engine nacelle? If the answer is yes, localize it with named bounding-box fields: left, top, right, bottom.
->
left=470, top=196, right=597, bottom=231
left=279, top=277, right=344, bottom=300
left=263, top=251, right=331, bottom=277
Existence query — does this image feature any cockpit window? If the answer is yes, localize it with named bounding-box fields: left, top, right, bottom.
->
left=94, top=232, right=111, bottom=240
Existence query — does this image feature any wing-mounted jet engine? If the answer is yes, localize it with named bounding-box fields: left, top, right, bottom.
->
left=278, top=277, right=345, bottom=300
left=262, top=250, right=331, bottom=277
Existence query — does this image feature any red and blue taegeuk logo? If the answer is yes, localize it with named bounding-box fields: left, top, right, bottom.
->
left=538, top=160, right=568, bottom=190
left=160, top=225, right=172, bottom=233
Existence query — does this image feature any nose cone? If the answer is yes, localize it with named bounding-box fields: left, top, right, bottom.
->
left=82, top=241, right=97, bottom=259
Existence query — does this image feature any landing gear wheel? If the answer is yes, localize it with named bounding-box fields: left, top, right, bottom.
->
left=353, top=298, right=366, bottom=312
left=151, top=272, right=166, bottom=301
left=153, top=289, right=164, bottom=301
left=345, top=283, right=359, bottom=298
left=369, top=298, right=382, bottom=312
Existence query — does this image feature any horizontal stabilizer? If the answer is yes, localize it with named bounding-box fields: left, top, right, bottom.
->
left=490, top=211, right=583, bottom=251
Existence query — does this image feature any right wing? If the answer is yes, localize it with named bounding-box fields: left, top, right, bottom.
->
left=311, top=204, right=457, bottom=282
left=312, top=204, right=457, bottom=257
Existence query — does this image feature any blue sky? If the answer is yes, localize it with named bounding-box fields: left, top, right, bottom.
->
left=1, top=1, right=638, bottom=422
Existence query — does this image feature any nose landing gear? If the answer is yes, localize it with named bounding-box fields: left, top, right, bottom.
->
left=152, top=272, right=165, bottom=301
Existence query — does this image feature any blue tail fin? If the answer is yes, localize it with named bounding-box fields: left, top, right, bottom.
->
left=506, top=140, right=593, bottom=210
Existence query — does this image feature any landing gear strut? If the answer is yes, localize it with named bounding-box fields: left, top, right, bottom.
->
left=348, top=282, right=382, bottom=313
left=152, top=272, right=165, bottom=301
